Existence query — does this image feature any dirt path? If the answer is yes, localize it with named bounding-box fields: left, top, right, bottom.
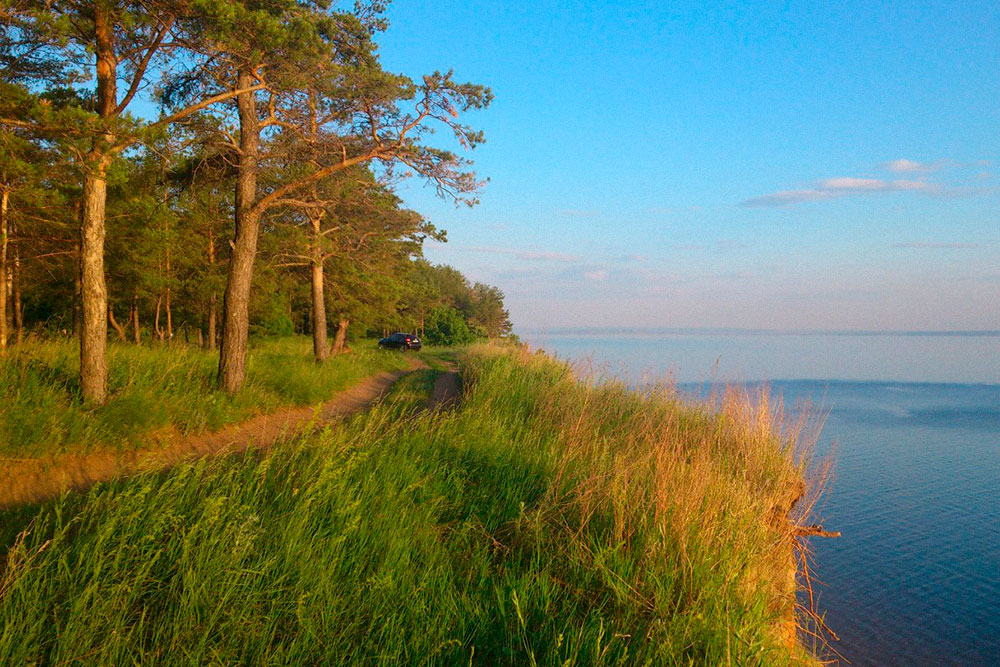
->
left=0, top=359, right=421, bottom=509
left=425, top=361, right=462, bottom=411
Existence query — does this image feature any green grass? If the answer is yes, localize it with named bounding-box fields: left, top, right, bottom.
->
left=384, top=367, right=440, bottom=408
left=0, top=336, right=409, bottom=458
left=0, top=344, right=818, bottom=665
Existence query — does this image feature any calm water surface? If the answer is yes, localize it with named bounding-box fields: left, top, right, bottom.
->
left=522, top=330, right=1000, bottom=667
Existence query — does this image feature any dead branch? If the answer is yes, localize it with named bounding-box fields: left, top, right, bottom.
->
left=793, top=524, right=841, bottom=538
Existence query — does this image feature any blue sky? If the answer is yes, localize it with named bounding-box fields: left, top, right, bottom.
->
left=375, top=1, right=999, bottom=332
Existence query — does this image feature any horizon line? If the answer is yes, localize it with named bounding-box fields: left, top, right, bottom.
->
left=517, top=326, right=1000, bottom=338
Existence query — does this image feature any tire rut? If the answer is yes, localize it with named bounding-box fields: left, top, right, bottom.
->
left=424, top=361, right=462, bottom=411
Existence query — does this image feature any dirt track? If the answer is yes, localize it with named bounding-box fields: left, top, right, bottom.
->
left=1, top=359, right=428, bottom=509
left=426, top=361, right=462, bottom=411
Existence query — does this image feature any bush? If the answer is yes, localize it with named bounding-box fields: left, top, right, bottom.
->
left=424, top=307, right=476, bottom=346
left=253, top=314, right=294, bottom=338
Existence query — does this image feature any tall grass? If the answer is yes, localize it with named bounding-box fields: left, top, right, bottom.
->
left=0, top=337, right=408, bottom=458
left=0, top=344, right=819, bottom=665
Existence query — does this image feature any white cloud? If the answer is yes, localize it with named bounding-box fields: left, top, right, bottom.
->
left=822, top=177, right=887, bottom=190
left=821, top=177, right=933, bottom=192
left=742, top=175, right=942, bottom=207
left=743, top=157, right=997, bottom=208
left=883, top=158, right=941, bottom=173
left=584, top=269, right=608, bottom=281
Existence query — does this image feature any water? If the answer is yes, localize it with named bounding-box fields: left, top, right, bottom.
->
left=768, top=380, right=1000, bottom=667
left=522, top=330, right=1000, bottom=666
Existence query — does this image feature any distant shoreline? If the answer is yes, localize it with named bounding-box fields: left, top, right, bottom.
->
left=520, top=327, right=1000, bottom=338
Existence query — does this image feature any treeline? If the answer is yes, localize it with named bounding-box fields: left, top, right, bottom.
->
left=0, top=0, right=509, bottom=404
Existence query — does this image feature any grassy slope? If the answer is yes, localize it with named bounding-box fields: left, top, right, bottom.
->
left=0, top=337, right=409, bottom=458
left=0, top=344, right=816, bottom=665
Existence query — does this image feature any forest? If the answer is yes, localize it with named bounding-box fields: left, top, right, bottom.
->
left=0, top=0, right=510, bottom=404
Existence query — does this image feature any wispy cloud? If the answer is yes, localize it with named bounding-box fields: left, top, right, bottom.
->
left=740, top=189, right=835, bottom=207
left=884, top=158, right=994, bottom=173
left=742, top=176, right=941, bottom=208
left=466, top=245, right=580, bottom=262
left=892, top=242, right=978, bottom=249
left=740, top=156, right=997, bottom=208
left=584, top=269, right=608, bottom=281
left=822, top=177, right=932, bottom=192
left=883, top=158, right=944, bottom=173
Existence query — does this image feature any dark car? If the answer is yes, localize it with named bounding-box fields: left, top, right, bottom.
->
left=378, top=332, right=422, bottom=351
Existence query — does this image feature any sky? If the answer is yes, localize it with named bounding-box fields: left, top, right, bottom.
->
left=374, top=0, right=1000, bottom=333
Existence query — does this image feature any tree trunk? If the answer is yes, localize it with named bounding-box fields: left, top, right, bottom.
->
left=310, top=213, right=328, bottom=362
left=311, top=261, right=328, bottom=362
left=207, top=233, right=216, bottom=350
left=80, top=165, right=110, bottom=403
left=79, top=3, right=116, bottom=404
left=331, top=317, right=349, bottom=355
left=154, top=294, right=164, bottom=341
left=12, top=218, right=22, bottom=345
left=72, top=239, right=81, bottom=337
left=165, top=279, right=172, bottom=342
left=131, top=289, right=141, bottom=343
left=218, top=69, right=260, bottom=394
left=164, top=216, right=172, bottom=342
left=108, top=305, right=126, bottom=341
left=207, top=297, right=217, bottom=350
left=1, top=188, right=8, bottom=350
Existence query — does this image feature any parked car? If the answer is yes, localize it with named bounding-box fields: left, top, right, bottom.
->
left=377, top=332, right=422, bottom=351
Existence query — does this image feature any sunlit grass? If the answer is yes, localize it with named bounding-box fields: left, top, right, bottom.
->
left=0, top=344, right=819, bottom=665
left=0, top=337, right=408, bottom=458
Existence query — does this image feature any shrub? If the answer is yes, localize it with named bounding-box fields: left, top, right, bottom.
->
left=424, top=306, right=476, bottom=346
